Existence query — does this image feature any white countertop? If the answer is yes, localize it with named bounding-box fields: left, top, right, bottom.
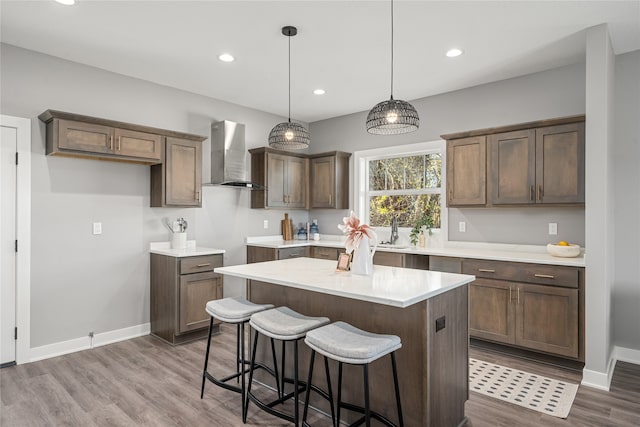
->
left=149, top=241, right=225, bottom=258
left=215, top=257, right=475, bottom=308
left=245, top=236, right=586, bottom=267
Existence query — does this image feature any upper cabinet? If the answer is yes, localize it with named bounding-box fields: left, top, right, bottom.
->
left=249, top=148, right=351, bottom=210
left=446, top=136, right=487, bottom=206
left=151, top=137, right=203, bottom=207
left=442, top=115, right=585, bottom=208
left=310, top=151, right=351, bottom=209
left=250, top=147, right=309, bottom=209
left=39, top=110, right=206, bottom=208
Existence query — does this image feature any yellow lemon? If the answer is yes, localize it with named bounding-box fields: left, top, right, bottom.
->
left=558, top=241, right=569, bottom=246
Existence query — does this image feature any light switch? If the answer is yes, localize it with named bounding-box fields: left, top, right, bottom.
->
left=548, top=223, right=558, bottom=235
left=93, top=222, right=102, bottom=235
left=458, top=221, right=466, bottom=233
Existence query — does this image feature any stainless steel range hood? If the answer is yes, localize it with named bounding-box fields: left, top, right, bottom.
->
left=205, top=120, right=263, bottom=189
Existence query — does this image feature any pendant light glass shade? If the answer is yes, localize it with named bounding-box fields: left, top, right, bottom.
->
left=366, top=0, right=419, bottom=135
left=366, top=98, right=419, bottom=134
left=269, top=26, right=309, bottom=149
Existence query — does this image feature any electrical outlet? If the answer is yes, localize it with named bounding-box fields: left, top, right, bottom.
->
left=92, top=222, right=102, bottom=235
left=263, top=220, right=269, bottom=229
left=459, top=221, right=466, bottom=233
left=549, top=223, right=558, bottom=235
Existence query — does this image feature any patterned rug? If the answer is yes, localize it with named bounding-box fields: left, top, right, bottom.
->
left=469, top=358, right=579, bottom=418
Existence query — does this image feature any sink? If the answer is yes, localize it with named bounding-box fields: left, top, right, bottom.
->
left=377, top=244, right=410, bottom=250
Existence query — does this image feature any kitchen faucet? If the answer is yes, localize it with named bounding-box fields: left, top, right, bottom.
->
left=390, top=215, right=399, bottom=245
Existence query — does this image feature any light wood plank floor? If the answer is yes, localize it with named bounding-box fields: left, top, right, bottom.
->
left=1, top=326, right=639, bottom=426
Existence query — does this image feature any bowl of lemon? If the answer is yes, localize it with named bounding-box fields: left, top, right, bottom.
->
left=547, top=241, right=581, bottom=257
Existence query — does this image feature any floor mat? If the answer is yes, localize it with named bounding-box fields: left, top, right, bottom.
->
left=469, top=358, right=579, bottom=418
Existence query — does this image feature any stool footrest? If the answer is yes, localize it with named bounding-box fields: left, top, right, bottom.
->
left=340, top=401, right=397, bottom=427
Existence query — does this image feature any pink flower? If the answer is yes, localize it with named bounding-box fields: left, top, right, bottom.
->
left=337, top=211, right=378, bottom=253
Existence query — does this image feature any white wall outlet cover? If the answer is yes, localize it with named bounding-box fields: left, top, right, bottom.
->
left=92, top=222, right=102, bottom=235
left=459, top=221, right=466, bottom=233
left=263, top=220, right=269, bottom=229
left=548, top=223, right=558, bottom=235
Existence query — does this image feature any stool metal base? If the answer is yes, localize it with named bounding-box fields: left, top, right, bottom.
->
left=302, top=349, right=336, bottom=427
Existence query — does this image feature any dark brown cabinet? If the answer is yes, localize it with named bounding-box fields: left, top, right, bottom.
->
left=463, top=258, right=582, bottom=360
left=310, top=152, right=351, bottom=209
left=150, top=253, right=223, bottom=345
left=246, top=245, right=310, bottom=263
left=250, top=148, right=308, bottom=209
left=446, top=136, right=487, bottom=206
left=442, top=115, right=585, bottom=208
left=490, top=123, right=585, bottom=205
left=151, top=137, right=203, bottom=207
left=310, top=246, right=340, bottom=261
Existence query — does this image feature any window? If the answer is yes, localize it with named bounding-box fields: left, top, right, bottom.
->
left=354, top=141, right=444, bottom=233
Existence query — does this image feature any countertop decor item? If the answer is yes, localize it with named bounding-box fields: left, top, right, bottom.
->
left=338, top=211, right=378, bottom=275
left=268, top=26, right=310, bottom=149
left=546, top=243, right=581, bottom=258
left=366, top=0, right=419, bottom=135
left=409, top=214, right=433, bottom=246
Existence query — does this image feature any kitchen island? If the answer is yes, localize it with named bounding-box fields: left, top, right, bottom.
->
left=215, top=257, right=475, bottom=427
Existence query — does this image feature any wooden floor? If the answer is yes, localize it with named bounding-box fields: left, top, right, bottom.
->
left=1, top=326, right=639, bottom=426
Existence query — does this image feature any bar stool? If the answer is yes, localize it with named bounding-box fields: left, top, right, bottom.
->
left=303, top=321, right=404, bottom=427
left=245, top=306, right=330, bottom=426
left=200, top=297, right=273, bottom=418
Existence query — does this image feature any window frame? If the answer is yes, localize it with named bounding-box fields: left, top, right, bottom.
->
left=353, top=140, right=447, bottom=241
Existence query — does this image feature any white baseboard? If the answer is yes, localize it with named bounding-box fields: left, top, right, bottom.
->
left=29, top=323, right=150, bottom=363
left=581, top=345, right=640, bottom=391
left=613, top=345, right=640, bottom=365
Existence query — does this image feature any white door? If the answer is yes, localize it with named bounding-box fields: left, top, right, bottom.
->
left=1, top=124, right=17, bottom=365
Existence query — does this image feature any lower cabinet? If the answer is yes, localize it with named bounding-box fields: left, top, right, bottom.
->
left=246, top=245, right=310, bottom=263
left=150, top=253, right=223, bottom=345
left=310, top=246, right=340, bottom=261
left=464, top=259, right=582, bottom=360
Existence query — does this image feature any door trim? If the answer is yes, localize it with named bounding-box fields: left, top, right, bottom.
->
left=0, top=115, right=31, bottom=365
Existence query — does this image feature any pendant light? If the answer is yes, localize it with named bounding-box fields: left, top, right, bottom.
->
left=366, top=0, right=419, bottom=135
left=268, top=26, right=310, bottom=149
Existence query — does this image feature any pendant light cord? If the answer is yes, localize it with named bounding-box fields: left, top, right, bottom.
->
left=390, top=0, right=394, bottom=100
left=288, top=31, right=292, bottom=122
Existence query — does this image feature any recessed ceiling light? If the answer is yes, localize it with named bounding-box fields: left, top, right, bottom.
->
left=446, top=49, right=463, bottom=58
left=218, top=53, right=235, bottom=63
left=313, top=89, right=326, bottom=95
left=55, top=0, right=75, bottom=5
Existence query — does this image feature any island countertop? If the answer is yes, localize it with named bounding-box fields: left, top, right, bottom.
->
left=215, top=257, right=475, bottom=308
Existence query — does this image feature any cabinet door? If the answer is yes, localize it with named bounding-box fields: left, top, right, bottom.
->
left=114, top=128, right=162, bottom=162
left=165, top=137, right=202, bottom=207
left=373, top=251, right=405, bottom=267
left=178, top=271, right=219, bottom=334
left=58, top=119, right=114, bottom=155
left=277, top=246, right=310, bottom=260
left=535, top=123, right=585, bottom=204
left=469, top=279, right=515, bottom=344
left=446, top=136, right=486, bottom=206
left=286, top=157, right=308, bottom=208
left=267, top=153, right=287, bottom=207
left=311, top=156, right=335, bottom=208
left=489, top=130, right=536, bottom=205
left=247, top=246, right=277, bottom=263
left=515, top=283, right=579, bottom=358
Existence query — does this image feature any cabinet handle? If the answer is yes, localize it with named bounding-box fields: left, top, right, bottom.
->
left=449, top=189, right=452, bottom=202
left=329, top=194, right=332, bottom=205
left=509, top=286, right=512, bottom=301
left=478, top=268, right=495, bottom=273
left=517, top=287, right=520, bottom=304
left=537, top=185, right=543, bottom=201
left=534, top=273, right=555, bottom=279
left=530, top=185, right=534, bottom=201
left=109, top=135, right=113, bottom=150
left=117, top=136, right=121, bottom=151
left=196, top=191, right=200, bottom=202
left=195, top=263, right=211, bottom=267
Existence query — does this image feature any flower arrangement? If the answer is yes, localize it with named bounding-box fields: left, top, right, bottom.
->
left=409, top=214, right=433, bottom=246
left=338, top=211, right=378, bottom=254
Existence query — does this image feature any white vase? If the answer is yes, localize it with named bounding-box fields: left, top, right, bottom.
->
left=350, top=235, right=376, bottom=275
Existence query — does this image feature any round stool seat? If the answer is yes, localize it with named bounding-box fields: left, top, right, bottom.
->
left=205, top=297, right=273, bottom=324
left=305, top=321, right=402, bottom=365
left=249, top=306, right=330, bottom=341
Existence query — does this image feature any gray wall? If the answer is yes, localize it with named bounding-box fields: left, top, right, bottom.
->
left=310, top=62, right=586, bottom=246
left=612, top=50, right=640, bottom=351
left=0, top=44, right=309, bottom=347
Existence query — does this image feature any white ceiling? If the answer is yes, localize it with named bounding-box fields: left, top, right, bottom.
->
left=1, top=1, right=639, bottom=123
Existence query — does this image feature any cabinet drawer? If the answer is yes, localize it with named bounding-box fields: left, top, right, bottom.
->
left=463, top=259, right=579, bottom=288
left=311, top=246, right=340, bottom=260
left=277, top=246, right=310, bottom=260
left=373, top=251, right=405, bottom=268
left=180, top=255, right=222, bottom=275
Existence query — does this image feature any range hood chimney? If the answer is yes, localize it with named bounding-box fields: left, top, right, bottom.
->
left=206, top=120, right=263, bottom=189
